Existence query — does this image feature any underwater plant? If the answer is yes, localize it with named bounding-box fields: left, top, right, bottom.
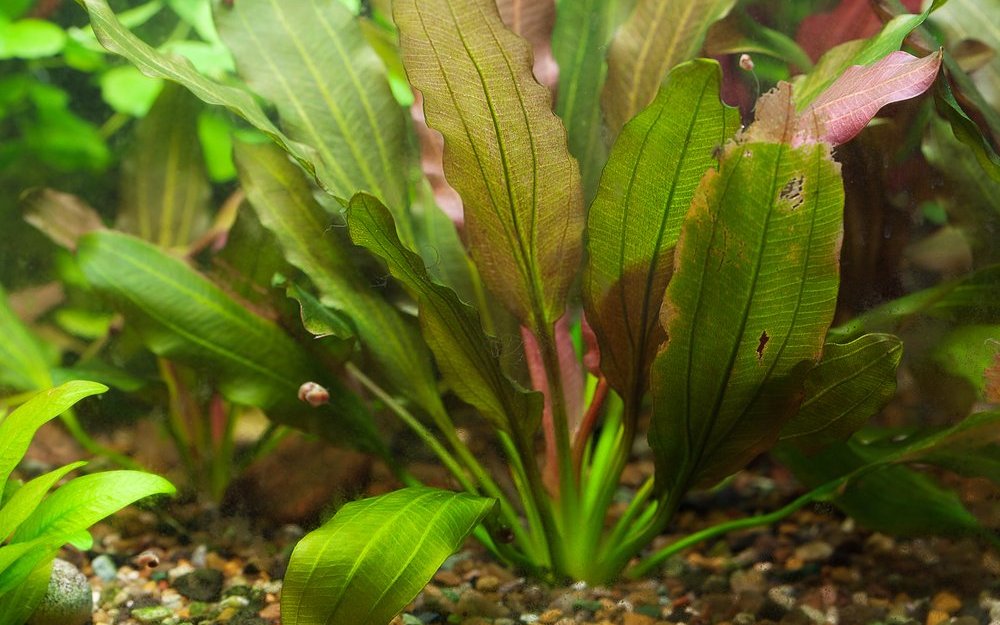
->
left=0, top=381, right=174, bottom=625
left=0, top=0, right=995, bottom=623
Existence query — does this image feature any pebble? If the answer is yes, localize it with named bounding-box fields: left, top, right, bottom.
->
left=926, top=609, right=949, bottom=625
left=794, top=541, right=834, bottom=563
left=622, top=613, right=658, bottom=625
left=475, top=575, right=501, bottom=592
left=91, top=554, right=118, bottom=582
left=173, top=569, right=224, bottom=602
left=131, top=605, right=173, bottom=623
left=930, top=591, right=962, bottom=614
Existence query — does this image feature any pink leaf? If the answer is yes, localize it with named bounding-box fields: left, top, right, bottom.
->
left=496, top=0, right=558, bottom=89
left=795, top=0, right=923, bottom=62
left=797, top=50, right=943, bottom=146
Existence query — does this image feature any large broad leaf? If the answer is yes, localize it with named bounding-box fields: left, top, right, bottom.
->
left=780, top=333, right=903, bottom=451
left=792, top=0, right=945, bottom=108
left=76, top=231, right=387, bottom=452
left=828, top=264, right=1000, bottom=341
left=0, top=382, right=105, bottom=494
left=233, top=141, right=445, bottom=422
left=118, top=83, right=210, bottom=249
left=601, top=0, right=736, bottom=136
left=649, top=140, right=844, bottom=493
left=584, top=59, right=739, bottom=416
left=282, top=487, right=493, bottom=625
left=552, top=0, right=632, bottom=205
left=348, top=193, right=542, bottom=439
left=395, top=0, right=584, bottom=329
left=0, top=283, right=56, bottom=391
left=214, top=0, right=412, bottom=232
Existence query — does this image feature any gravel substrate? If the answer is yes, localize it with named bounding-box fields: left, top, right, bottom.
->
left=67, top=472, right=999, bottom=625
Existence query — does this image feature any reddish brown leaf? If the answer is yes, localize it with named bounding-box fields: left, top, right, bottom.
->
left=496, top=0, right=558, bottom=89
left=796, top=0, right=923, bottom=62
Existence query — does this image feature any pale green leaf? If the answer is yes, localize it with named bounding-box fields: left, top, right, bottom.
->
left=282, top=487, right=493, bottom=625
left=215, top=0, right=412, bottom=228
left=0, top=462, right=86, bottom=540
left=98, top=65, right=163, bottom=117
left=0, top=283, right=56, bottom=391
left=118, top=83, right=211, bottom=248
left=601, top=0, right=737, bottom=135
left=0, top=382, right=106, bottom=495
left=395, top=0, right=584, bottom=329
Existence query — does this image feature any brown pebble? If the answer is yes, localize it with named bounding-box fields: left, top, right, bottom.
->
left=623, top=613, right=658, bottom=625
left=434, top=570, right=462, bottom=586
left=926, top=609, right=949, bottom=625
left=474, top=575, right=500, bottom=592
left=538, top=608, right=563, bottom=623
left=931, top=591, right=962, bottom=614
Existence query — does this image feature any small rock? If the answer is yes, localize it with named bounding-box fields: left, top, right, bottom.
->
left=130, top=605, right=174, bottom=623
left=925, top=609, right=949, bottom=625
left=794, top=541, right=834, bottom=563
left=28, top=559, right=93, bottom=625
left=91, top=554, right=118, bottom=582
left=730, top=569, right=766, bottom=594
left=622, top=613, right=657, bottom=625
left=474, top=575, right=500, bottom=592
left=930, top=591, right=962, bottom=614
left=538, top=609, right=563, bottom=624
left=173, top=568, right=224, bottom=601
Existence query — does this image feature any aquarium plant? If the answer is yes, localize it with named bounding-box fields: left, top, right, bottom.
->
left=0, top=0, right=990, bottom=622
left=0, top=381, right=175, bottom=625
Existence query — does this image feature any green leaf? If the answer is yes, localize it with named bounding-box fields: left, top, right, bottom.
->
left=76, top=230, right=387, bottom=452
left=0, top=19, right=66, bottom=59
left=601, top=0, right=737, bottom=135
left=285, top=282, right=355, bottom=342
left=0, top=283, right=56, bottom=391
left=0, top=552, right=52, bottom=625
left=552, top=0, right=629, bottom=204
left=705, top=11, right=813, bottom=71
left=395, top=0, right=584, bottom=329
left=828, top=264, right=1000, bottom=341
left=0, top=381, right=107, bottom=495
left=792, top=0, right=943, bottom=108
left=649, top=140, right=844, bottom=493
left=118, top=83, right=211, bottom=249
left=778, top=442, right=986, bottom=538
left=348, top=193, right=542, bottom=438
left=780, top=333, right=903, bottom=451
left=214, top=0, right=411, bottom=230
left=930, top=325, right=1000, bottom=400
left=0, top=462, right=86, bottom=541
left=99, top=65, right=163, bottom=117
left=584, top=59, right=739, bottom=414
left=282, top=487, right=493, bottom=625
left=234, top=140, right=446, bottom=422
left=78, top=0, right=319, bottom=181
left=10, top=470, right=174, bottom=544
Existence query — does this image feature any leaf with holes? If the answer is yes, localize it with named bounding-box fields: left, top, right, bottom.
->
left=649, top=140, right=844, bottom=494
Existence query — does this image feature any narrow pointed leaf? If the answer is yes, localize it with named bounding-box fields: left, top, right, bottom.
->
left=395, top=0, right=584, bottom=329
left=78, top=0, right=316, bottom=178
left=282, top=487, right=493, bottom=625
left=0, top=461, right=86, bottom=540
left=234, top=141, right=445, bottom=420
left=780, top=333, right=903, bottom=451
left=10, top=471, right=175, bottom=543
left=348, top=193, right=542, bottom=437
left=76, top=231, right=386, bottom=451
left=601, top=0, right=736, bottom=135
left=0, top=553, right=52, bottom=625
left=650, top=140, right=844, bottom=493
left=552, top=0, right=632, bottom=204
left=798, top=50, right=942, bottom=146
left=118, top=83, right=210, bottom=249
left=584, top=59, right=739, bottom=412
left=215, top=0, right=411, bottom=228
left=829, top=264, right=1000, bottom=341
left=0, top=382, right=105, bottom=494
